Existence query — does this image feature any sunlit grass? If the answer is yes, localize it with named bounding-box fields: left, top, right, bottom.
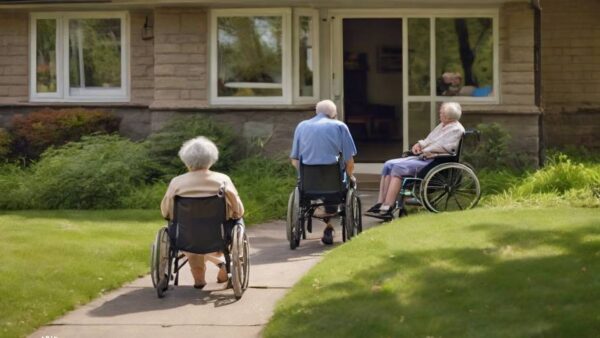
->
left=0, top=210, right=161, bottom=338
left=265, top=207, right=600, bottom=338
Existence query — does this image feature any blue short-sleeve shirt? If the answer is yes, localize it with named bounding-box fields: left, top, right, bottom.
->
left=290, top=113, right=357, bottom=166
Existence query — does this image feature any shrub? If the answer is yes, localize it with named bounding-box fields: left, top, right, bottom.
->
left=145, top=116, right=242, bottom=179
left=0, top=163, right=33, bottom=209
left=230, top=156, right=296, bottom=224
left=120, top=181, right=167, bottom=210
left=462, top=123, right=527, bottom=171
left=10, top=108, right=121, bottom=160
left=0, top=128, right=10, bottom=161
left=484, top=153, right=600, bottom=208
left=30, top=135, right=150, bottom=209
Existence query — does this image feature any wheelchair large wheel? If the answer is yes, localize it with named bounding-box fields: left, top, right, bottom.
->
left=420, top=162, right=481, bottom=213
left=231, top=224, right=250, bottom=300
left=287, top=187, right=302, bottom=250
left=150, top=227, right=171, bottom=298
left=344, top=189, right=362, bottom=240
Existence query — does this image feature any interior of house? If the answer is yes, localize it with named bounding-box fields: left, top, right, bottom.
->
left=343, top=18, right=404, bottom=162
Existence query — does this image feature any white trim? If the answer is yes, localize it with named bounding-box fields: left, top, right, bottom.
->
left=293, top=9, right=320, bottom=104
left=29, top=11, right=129, bottom=103
left=402, top=18, right=409, bottom=151
left=329, top=8, right=500, bottom=151
left=210, top=8, right=292, bottom=105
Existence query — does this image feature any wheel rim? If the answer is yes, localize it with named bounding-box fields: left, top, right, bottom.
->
left=422, top=164, right=480, bottom=212
left=232, top=225, right=248, bottom=298
left=354, top=195, right=362, bottom=234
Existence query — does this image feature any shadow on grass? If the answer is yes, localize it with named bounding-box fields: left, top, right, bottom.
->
left=266, top=222, right=600, bottom=338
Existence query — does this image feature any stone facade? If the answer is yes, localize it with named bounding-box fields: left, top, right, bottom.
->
left=152, top=8, right=208, bottom=109
left=0, top=11, right=28, bottom=104
left=541, top=0, right=600, bottom=149
left=500, top=2, right=536, bottom=107
left=130, top=11, right=155, bottom=105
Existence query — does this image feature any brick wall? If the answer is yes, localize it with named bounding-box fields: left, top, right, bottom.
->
left=541, top=0, right=600, bottom=149
left=0, top=11, right=29, bottom=104
left=130, top=11, right=155, bottom=105
left=499, top=2, right=535, bottom=106
left=152, top=8, right=208, bottom=109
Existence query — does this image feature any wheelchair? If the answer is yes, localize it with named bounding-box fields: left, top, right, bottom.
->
left=286, top=160, right=362, bottom=249
left=150, top=192, right=250, bottom=299
left=394, top=129, right=481, bottom=216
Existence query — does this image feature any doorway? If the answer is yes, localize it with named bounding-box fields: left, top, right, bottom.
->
left=342, top=18, right=403, bottom=162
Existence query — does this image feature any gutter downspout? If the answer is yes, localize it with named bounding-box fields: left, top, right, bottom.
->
left=532, top=0, right=543, bottom=167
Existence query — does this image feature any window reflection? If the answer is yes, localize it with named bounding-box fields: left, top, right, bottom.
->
left=217, top=16, right=283, bottom=97
left=436, top=18, right=493, bottom=97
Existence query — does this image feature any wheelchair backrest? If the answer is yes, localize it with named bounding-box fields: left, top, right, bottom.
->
left=299, top=161, right=345, bottom=198
left=171, top=195, right=227, bottom=254
left=416, top=128, right=479, bottom=178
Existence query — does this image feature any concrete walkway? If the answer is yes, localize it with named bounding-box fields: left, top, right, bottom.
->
left=31, top=192, right=380, bottom=338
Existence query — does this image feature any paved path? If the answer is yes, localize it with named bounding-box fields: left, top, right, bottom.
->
left=31, top=192, right=380, bottom=338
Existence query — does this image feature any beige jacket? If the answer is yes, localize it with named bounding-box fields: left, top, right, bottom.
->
left=160, top=170, right=244, bottom=221
left=418, top=121, right=465, bottom=154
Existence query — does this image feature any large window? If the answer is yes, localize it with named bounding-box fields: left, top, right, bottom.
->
left=210, top=9, right=319, bottom=105
left=30, top=12, right=129, bottom=102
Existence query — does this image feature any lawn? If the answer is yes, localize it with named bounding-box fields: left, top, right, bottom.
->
left=0, top=210, right=161, bottom=338
left=264, top=207, right=600, bottom=338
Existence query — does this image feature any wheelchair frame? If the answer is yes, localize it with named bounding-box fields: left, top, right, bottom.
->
left=150, top=194, right=250, bottom=299
left=394, top=129, right=482, bottom=216
left=286, top=161, right=362, bottom=249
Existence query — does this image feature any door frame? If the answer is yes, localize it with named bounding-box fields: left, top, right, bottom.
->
left=328, top=8, right=499, bottom=151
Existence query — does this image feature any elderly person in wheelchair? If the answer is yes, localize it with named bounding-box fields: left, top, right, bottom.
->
left=366, top=102, right=475, bottom=220
left=153, top=136, right=248, bottom=298
left=288, top=99, right=361, bottom=247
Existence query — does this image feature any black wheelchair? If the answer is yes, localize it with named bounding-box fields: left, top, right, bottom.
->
left=286, top=161, right=362, bottom=249
left=150, top=192, right=250, bottom=299
left=393, top=129, right=482, bottom=217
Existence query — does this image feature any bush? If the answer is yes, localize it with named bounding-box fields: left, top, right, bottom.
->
left=0, top=163, right=33, bottom=209
left=462, top=123, right=527, bottom=171
left=484, top=153, right=600, bottom=208
left=120, top=181, right=167, bottom=210
left=145, top=116, right=242, bottom=179
left=230, top=156, right=296, bottom=224
left=30, top=135, right=150, bottom=209
left=9, top=108, right=121, bottom=160
left=0, top=128, right=10, bottom=161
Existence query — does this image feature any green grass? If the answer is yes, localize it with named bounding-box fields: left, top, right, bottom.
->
left=264, top=207, right=600, bottom=338
left=0, top=210, right=162, bottom=338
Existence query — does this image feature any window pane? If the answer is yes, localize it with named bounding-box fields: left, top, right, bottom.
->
left=408, top=18, right=430, bottom=96
left=217, top=16, right=283, bottom=97
left=36, top=19, right=57, bottom=93
left=436, top=18, right=493, bottom=97
left=298, top=16, right=313, bottom=97
left=69, top=18, right=122, bottom=92
left=408, top=102, right=431, bottom=146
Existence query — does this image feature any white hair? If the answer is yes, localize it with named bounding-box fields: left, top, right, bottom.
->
left=178, top=136, right=219, bottom=170
left=441, top=102, right=462, bottom=121
left=316, top=99, right=337, bottom=118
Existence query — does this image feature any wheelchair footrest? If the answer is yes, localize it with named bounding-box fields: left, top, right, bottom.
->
left=404, top=197, right=421, bottom=206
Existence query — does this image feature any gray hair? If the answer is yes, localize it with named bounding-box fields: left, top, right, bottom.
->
left=178, top=136, right=219, bottom=170
left=316, top=99, right=337, bottom=118
left=441, top=102, right=462, bottom=121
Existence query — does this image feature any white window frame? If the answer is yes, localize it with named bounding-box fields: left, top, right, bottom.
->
left=293, top=9, right=320, bottom=104
left=29, top=12, right=130, bottom=102
left=210, top=8, right=292, bottom=105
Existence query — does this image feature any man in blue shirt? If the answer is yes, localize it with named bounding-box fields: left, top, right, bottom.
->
left=290, top=99, right=358, bottom=245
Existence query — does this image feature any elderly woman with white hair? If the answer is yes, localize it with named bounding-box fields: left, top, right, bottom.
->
left=366, top=102, right=465, bottom=219
left=161, top=136, right=244, bottom=289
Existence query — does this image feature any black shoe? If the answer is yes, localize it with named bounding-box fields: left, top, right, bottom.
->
left=366, top=203, right=382, bottom=213
left=398, top=208, right=408, bottom=217
left=366, top=208, right=395, bottom=221
left=321, top=227, right=334, bottom=245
